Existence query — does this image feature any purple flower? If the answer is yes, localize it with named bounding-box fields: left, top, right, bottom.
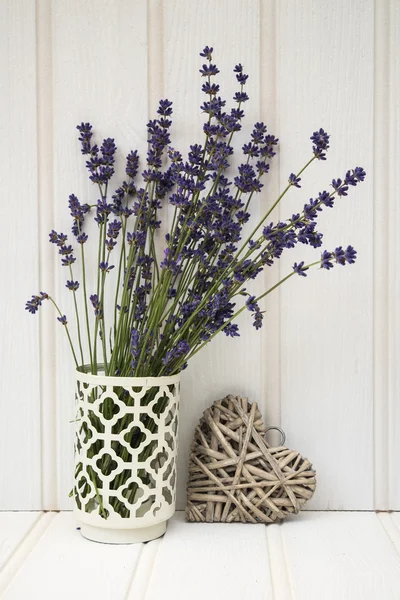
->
left=90, top=294, right=102, bottom=318
left=99, top=262, right=114, bottom=273
left=233, top=64, right=249, bottom=85
left=199, top=63, right=219, bottom=77
left=126, top=150, right=139, bottom=179
left=223, top=323, right=240, bottom=337
left=245, top=295, right=257, bottom=312
left=321, top=246, right=357, bottom=269
left=57, top=315, right=67, bottom=325
left=200, top=46, right=213, bottom=59
left=311, top=128, right=330, bottom=160
left=288, top=173, right=301, bottom=188
left=160, top=247, right=182, bottom=275
left=318, top=190, right=334, bottom=208
left=66, top=280, right=79, bottom=291
left=25, top=292, right=48, bottom=314
left=354, top=167, right=366, bottom=182
left=107, top=220, right=122, bottom=240
left=158, top=99, right=173, bottom=117
left=49, top=230, right=67, bottom=247
left=234, top=164, right=261, bottom=193
left=245, top=296, right=264, bottom=329
left=332, top=178, right=348, bottom=197
left=76, top=122, right=93, bottom=155
left=233, top=91, right=249, bottom=103
left=334, top=246, right=346, bottom=265
left=303, top=199, right=322, bottom=220
left=130, top=327, right=140, bottom=369
left=321, top=250, right=334, bottom=270
left=58, top=245, right=74, bottom=256
left=293, top=261, right=308, bottom=277
left=61, top=255, right=76, bottom=266
left=162, top=340, right=190, bottom=366
left=68, top=194, right=90, bottom=239
left=345, top=245, right=357, bottom=264
left=202, top=82, right=220, bottom=96
left=77, top=232, right=88, bottom=244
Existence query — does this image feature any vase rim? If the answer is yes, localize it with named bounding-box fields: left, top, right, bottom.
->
left=76, top=364, right=180, bottom=387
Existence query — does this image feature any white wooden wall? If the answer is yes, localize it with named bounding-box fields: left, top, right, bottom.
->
left=2, top=0, right=399, bottom=511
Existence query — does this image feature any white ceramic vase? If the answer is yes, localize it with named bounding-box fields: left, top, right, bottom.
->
left=73, top=368, right=180, bottom=544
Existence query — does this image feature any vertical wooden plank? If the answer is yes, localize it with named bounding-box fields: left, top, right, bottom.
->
left=52, top=0, right=149, bottom=508
left=373, top=0, right=390, bottom=511
left=0, top=0, right=41, bottom=508
left=260, top=0, right=282, bottom=443
left=277, top=0, right=374, bottom=509
left=162, top=0, right=265, bottom=509
left=387, top=0, right=400, bottom=510
left=36, top=0, right=57, bottom=510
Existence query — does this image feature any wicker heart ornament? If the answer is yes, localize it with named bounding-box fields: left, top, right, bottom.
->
left=186, top=395, right=316, bottom=523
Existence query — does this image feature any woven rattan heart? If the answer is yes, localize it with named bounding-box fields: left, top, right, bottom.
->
left=186, top=395, right=316, bottom=523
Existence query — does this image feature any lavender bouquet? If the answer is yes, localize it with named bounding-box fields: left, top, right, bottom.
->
left=26, top=47, right=365, bottom=517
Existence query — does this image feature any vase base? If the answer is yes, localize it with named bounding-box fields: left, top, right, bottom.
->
left=79, top=520, right=167, bottom=544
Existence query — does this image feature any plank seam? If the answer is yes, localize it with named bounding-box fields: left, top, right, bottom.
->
left=280, top=526, right=295, bottom=600
left=377, top=513, right=400, bottom=558
left=125, top=537, right=163, bottom=600
left=265, top=527, right=276, bottom=600
left=0, top=513, right=55, bottom=595
left=266, top=524, right=294, bottom=600
left=124, top=544, right=145, bottom=599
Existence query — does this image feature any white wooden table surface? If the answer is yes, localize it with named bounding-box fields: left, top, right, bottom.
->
left=0, top=512, right=399, bottom=599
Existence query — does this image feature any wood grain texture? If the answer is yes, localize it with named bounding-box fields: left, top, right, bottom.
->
left=277, top=0, right=374, bottom=509
left=145, top=512, right=274, bottom=600
left=373, top=0, right=390, bottom=510
left=52, top=0, right=148, bottom=509
left=0, top=0, right=42, bottom=509
left=281, top=512, right=400, bottom=599
left=1, top=513, right=141, bottom=600
left=36, top=0, right=57, bottom=510
left=260, top=0, right=282, bottom=446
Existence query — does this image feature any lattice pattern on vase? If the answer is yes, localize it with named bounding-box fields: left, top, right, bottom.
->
left=73, top=370, right=180, bottom=527
left=186, top=395, right=316, bottom=524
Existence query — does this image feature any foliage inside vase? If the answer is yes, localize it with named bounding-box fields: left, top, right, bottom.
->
left=74, top=376, right=179, bottom=519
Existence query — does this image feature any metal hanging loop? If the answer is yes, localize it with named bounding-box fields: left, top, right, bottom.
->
left=264, top=426, right=286, bottom=446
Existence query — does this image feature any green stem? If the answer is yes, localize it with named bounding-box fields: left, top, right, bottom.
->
left=80, top=242, right=94, bottom=369
left=69, top=265, right=85, bottom=367
left=48, top=296, right=79, bottom=367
